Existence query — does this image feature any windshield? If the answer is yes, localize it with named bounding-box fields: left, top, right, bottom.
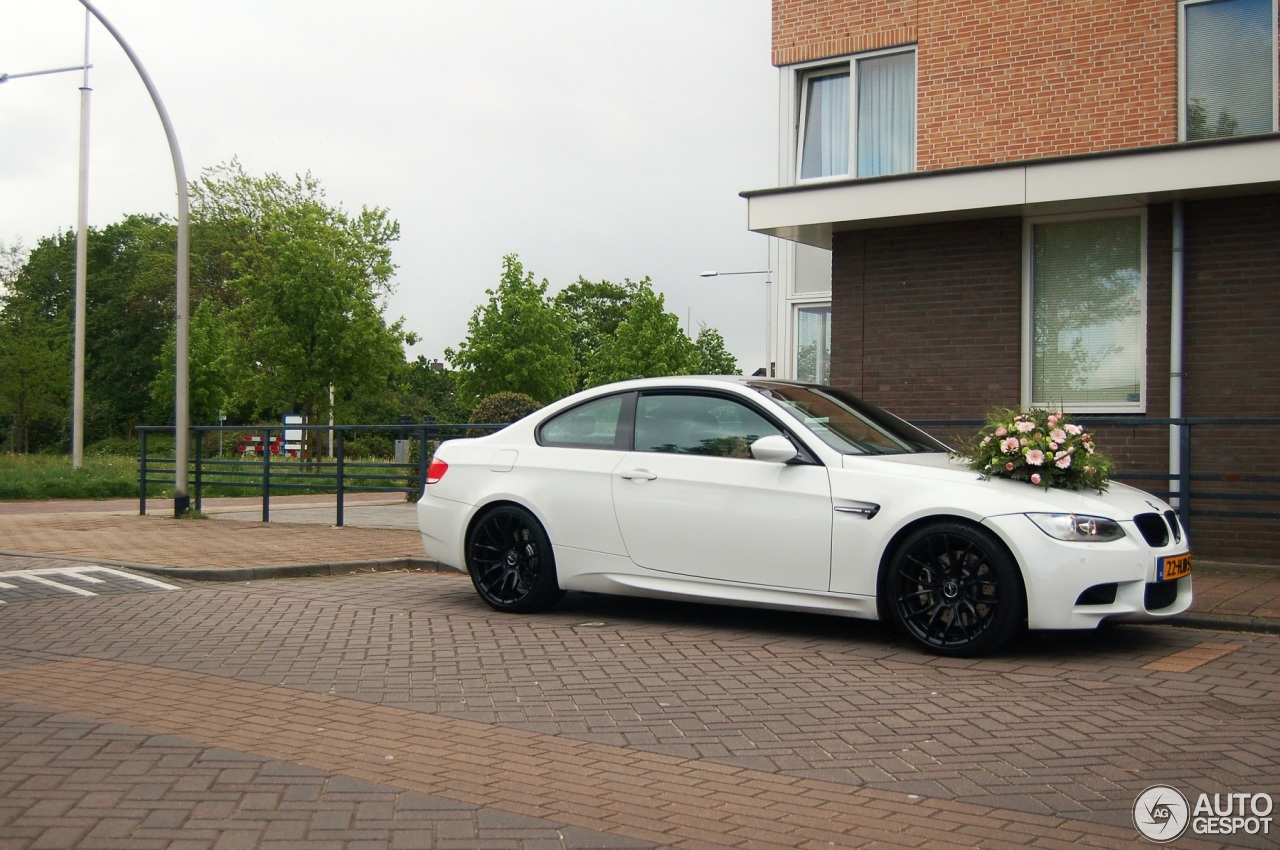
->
left=747, top=381, right=949, bottom=456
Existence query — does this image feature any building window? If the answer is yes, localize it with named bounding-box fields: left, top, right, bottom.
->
left=1181, top=0, right=1277, bottom=140
left=1024, top=215, right=1146, bottom=412
left=797, top=48, right=916, bottom=181
left=795, top=305, right=831, bottom=385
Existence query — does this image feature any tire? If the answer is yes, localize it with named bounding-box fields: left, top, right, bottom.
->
left=465, top=505, right=564, bottom=613
left=885, top=522, right=1025, bottom=657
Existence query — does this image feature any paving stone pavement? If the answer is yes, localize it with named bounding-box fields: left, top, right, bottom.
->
left=0, top=498, right=1278, bottom=848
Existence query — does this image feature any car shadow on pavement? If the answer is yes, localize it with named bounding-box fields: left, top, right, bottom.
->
left=500, top=590, right=1206, bottom=663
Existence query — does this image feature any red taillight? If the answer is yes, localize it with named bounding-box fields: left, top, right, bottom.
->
left=426, top=458, right=448, bottom=485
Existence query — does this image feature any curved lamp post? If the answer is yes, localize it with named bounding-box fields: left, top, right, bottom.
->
left=77, top=0, right=190, bottom=516
left=699, top=268, right=774, bottom=377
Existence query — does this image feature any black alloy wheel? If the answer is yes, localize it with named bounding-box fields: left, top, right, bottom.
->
left=465, top=505, right=564, bottom=613
left=886, top=522, right=1024, bottom=657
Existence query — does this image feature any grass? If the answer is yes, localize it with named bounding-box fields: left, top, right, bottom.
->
left=0, top=454, right=158, bottom=501
left=0, top=452, right=419, bottom=501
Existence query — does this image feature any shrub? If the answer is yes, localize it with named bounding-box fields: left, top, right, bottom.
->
left=469, top=392, right=543, bottom=436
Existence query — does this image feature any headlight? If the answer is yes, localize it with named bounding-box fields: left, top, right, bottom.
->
left=1027, top=513, right=1126, bottom=542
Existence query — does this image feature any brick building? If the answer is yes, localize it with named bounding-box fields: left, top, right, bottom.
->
left=741, top=0, right=1279, bottom=560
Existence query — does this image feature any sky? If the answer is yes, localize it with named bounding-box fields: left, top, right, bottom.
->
left=1, top=0, right=778, bottom=372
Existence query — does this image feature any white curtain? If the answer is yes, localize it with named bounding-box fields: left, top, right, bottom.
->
left=857, top=51, right=916, bottom=178
left=800, top=71, right=849, bottom=179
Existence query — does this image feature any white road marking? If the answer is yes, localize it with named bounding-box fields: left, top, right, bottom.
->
left=17, top=574, right=97, bottom=596
left=0, top=566, right=181, bottom=601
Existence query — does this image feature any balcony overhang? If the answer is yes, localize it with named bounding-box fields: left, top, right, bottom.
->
left=741, top=134, right=1280, bottom=248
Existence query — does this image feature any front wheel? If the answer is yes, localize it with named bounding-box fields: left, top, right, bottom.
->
left=465, top=505, right=564, bottom=613
left=885, top=523, right=1024, bottom=657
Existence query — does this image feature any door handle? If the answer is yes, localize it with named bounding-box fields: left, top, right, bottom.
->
left=619, top=469, right=657, bottom=481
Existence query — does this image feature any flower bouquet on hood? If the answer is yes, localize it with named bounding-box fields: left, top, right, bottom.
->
left=960, top=408, right=1113, bottom=492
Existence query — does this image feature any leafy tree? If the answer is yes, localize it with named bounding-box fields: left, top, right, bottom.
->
left=0, top=300, right=68, bottom=453
left=588, top=279, right=699, bottom=386
left=446, top=255, right=576, bottom=404
left=190, top=161, right=413, bottom=449
left=398, top=357, right=472, bottom=424
left=692, top=325, right=739, bottom=375
left=554, top=277, right=642, bottom=389
left=149, top=299, right=237, bottom=426
left=0, top=217, right=177, bottom=448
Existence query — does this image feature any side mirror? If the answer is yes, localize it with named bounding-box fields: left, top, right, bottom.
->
left=750, top=434, right=798, bottom=463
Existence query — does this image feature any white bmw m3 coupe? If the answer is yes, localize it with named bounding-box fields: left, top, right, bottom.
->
left=417, top=376, right=1192, bottom=656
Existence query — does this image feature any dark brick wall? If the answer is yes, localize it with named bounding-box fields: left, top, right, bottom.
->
left=828, top=194, right=1280, bottom=561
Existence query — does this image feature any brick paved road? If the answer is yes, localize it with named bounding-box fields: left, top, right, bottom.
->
left=1, top=563, right=1277, bottom=848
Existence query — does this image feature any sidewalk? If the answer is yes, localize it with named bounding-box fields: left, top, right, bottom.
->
left=1, top=495, right=1278, bottom=634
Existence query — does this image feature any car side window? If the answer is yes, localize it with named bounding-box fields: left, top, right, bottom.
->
left=634, top=394, right=782, bottom=458
left=538, top=395, right=626, bottom=449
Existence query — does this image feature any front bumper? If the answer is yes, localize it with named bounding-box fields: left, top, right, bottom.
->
left=983, top=513, right=1193, bottom=630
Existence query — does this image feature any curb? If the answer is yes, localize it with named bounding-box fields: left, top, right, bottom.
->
left=0, top=549, right=456, bottom=581
left=1167, top=612, right=1280, bottom=635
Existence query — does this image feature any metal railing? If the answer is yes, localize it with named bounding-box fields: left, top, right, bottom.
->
left=137, top=423, right=492, bottom=526
left=138, top=417, right=1279, bottom=544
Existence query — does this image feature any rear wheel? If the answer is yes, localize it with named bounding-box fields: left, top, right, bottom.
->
left=465, top=505, right=564, bottom=613
left=885, top=522, right=1024, bottom=657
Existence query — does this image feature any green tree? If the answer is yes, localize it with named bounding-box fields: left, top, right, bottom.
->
left=554, top=277, right=641, bottom=389
left=190, top=161, right=413, bottom=445
left=692, top=325, right=739, bottom=375
left=398, top=357, right=472, bottom=424
left=0, top=300, right=69, bottom=453
left=588, top=280, right=699, bottom=385
left=149, top=299, right=237, bottom=426
left=446, top=255, right=576, bottom=404
left=0, top=217, right=177, bottom=448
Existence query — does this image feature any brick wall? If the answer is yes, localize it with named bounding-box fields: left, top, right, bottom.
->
left=828, top=195, right=1280, bottom=560
left=830, top=218, right=1022, bottom=419
left=773, top=0, right=1185, bottom=168
left=1180, top=194, right=1280, bottom=560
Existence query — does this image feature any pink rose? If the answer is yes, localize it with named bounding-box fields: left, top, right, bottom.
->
left=1005, top=462, right=1015, bottom=472
left=1031, top=473, right=1042, bottom=485
left=995, top=427, right=1008, bottom=437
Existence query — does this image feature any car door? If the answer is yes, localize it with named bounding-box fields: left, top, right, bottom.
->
left=611, top=391, right=833, bottom=591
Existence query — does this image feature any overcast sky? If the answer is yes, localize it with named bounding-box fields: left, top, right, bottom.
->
left=1, top=0, right=778, bottom=372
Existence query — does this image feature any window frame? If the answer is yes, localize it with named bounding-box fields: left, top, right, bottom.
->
left=535, top=391, right=635, bottom=451
left=791, top=301, right=832, bottom=385
left=793, top=45, right=918, bottom=184
left=1177, top=0, right=1279, bottom=141
left=1020, top=210, right=1149, bottom=415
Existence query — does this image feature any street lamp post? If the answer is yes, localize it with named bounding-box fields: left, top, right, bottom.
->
left=699, top=268, right=774, bottom=377
left=1, top=45, right=92, bottom=469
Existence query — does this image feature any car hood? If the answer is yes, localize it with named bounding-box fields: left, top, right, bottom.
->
left=844, top=451, right=1175, bottom=519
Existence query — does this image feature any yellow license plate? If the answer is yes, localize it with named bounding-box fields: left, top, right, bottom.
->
left=1157, top=553, right=1192, bottom=582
